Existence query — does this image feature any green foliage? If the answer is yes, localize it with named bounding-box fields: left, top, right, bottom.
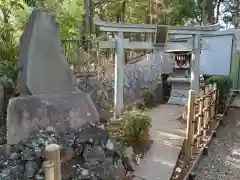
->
left=222, top=0, right=239, bottom=26
left=140, top=88, right=156, bottom=108
left=0, top=0, right=84, bottom=92
left=123, top=111, right=152, bottom=140
left=206, top=75, right=232, bottom=105
left=56, top=0, right=84, bottom=39
left=0, top=1, right=31, bottom=93
left=0, top=60, right=19, bottom=94
left=98, top=0, right=200, bottom=25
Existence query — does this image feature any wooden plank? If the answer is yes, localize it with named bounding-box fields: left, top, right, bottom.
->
left=203, top=86, right=209, bottom=138
left=197, top=90, right=204, bottom=147
left=213, top=83, right=217, bottom=117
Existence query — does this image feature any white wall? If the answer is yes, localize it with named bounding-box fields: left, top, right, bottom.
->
left=200, top=35, right=233, bottom=75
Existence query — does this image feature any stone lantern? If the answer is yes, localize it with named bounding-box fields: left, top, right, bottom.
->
left=165, top=39, right=192, bottom=105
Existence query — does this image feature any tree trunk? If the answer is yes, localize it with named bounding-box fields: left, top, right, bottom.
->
left=90, top=0, right=95, bottom=34
left=84, top=0, right=91, bottom=51
left=121, top=0, right=126, bottom=23
left=149, top=0, right=153, bottom=24
left=202, top=0, right=215, bottom=25
left=207, top=0, right=215, bottom=24
left=216, top=0, right=222, bottom=23
left=235, top=0, right=240, bottom=28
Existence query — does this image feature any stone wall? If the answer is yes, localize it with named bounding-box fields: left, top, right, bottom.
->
left=77, top=52, right=173, bottom=109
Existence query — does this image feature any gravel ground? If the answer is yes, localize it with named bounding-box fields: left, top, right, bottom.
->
left=195, top=108, right=240, bottom=180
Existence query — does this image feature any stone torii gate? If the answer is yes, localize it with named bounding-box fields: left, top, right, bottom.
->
left=94, top=19, right=220, bottom=119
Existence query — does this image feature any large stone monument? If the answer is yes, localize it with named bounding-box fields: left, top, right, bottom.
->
left=7, top=9, right=100, bottom=144
left=16, top=9, right=75, bottom=95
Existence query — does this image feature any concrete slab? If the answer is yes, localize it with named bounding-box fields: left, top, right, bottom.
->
left=150, top=130, right=184, bottom=147
left=231, top=94, right=240, bottom=108
left=134, top=104, right=185, bottom=180
left=145, top=105, right=185, bottom=136
left=134, top=142, right=182, bottom=180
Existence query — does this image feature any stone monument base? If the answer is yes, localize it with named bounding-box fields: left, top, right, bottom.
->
left=7, top=91, right=99, bottom=145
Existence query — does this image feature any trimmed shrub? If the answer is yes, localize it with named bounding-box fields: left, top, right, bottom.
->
left=140, top=88, right=156, bottom=108
left=123, top=111, right=152, bottom=140
left=206, top=75, right=231, bottom=105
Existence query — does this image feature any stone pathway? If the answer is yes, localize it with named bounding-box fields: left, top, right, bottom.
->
left=194, top=95, right=240, bottom=180
left=133, top=104, right=185, bottom=180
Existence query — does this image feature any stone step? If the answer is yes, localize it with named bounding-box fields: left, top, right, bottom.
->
left=133, top=141, right=182, bottom=180
left=168, top=96, right=188, bottom=105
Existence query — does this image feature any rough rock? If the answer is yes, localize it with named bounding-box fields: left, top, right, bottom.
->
left=17, top=9, right=75, bottom=95
left=7, top=91, right=99, bottom=145
left=77, top=77, right=112, bottom=111
left=77, top=52, right=173, bottom=109
left=0, top=122, right=133, bottom=180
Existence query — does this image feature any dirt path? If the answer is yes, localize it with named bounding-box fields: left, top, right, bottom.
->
left=194, top=107, right=240, bottom=180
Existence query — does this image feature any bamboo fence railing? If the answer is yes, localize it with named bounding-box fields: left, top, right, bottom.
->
left=184, top=84, right=220, bottom=163
left=43, top=144, right=61, bottom=180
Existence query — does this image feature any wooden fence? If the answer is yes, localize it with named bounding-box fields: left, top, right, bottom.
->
left=43, top=144, right=61, bottom=180
left=184, top=84, right=220, bottom=163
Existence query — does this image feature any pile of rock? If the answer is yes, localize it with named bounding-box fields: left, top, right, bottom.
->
left=0, top=123, right=135, bottom=180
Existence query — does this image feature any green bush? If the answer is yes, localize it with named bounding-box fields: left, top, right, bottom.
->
left=206, top=75, right=231, bottom=105
left=123, top=111, right=152, bottom=140
left=140, top=88, right=156, bottom=108
left=0, top=60, right=19, bottom=95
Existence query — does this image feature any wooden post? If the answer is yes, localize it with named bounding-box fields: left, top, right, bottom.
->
left=197, top=89, right=204, bottom=148
left=184, top=90, right=196, bottom=163
left=213, top=83, right=217, bottom=119
left=203, top=86, right=209, bottom=139
left=45, top=144, right=61, bottom=180
left=114, top=31, right=124, bottom=119
left=190, top=35, right=201, bottom=95
left=43, top=161, right=54, bottom=180
left=216, top=84, right=220, bottom=114
left=209, top=84, right=213, bottom=123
